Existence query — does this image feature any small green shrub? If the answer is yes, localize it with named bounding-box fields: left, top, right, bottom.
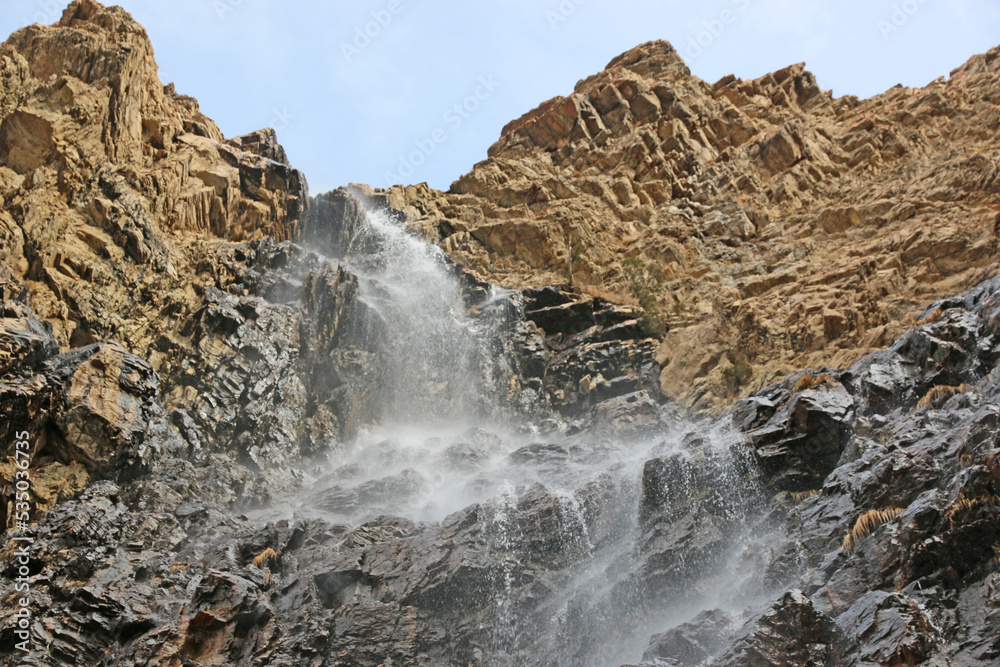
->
left=622, top=257, right=667, bottom=337
left=723, top=350, right=753, bottom=393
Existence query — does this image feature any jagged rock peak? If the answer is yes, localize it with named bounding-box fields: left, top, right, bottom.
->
left=950, top=42, right=1000, bottom=78
left=370, top=37, right=1000, bottom=413
left=10, top=0, right=175, bottom=111
left=0, top=0, right=308, bottom=351
left=601, top=39, right=692, bottom=82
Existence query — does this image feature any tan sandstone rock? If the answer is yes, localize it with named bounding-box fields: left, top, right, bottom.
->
left=351, top=40, right=1000, bottom=411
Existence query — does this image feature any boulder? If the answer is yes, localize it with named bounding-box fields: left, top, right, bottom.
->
left=711, top=590, right=847, bottom=666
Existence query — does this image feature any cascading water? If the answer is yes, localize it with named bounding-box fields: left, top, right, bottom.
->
left=298, top=202, right=783, bottom=666
left=339, top=206, right=504, bottom=425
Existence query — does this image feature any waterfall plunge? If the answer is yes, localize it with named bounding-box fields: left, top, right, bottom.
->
left=296, top=202, right=777, bottom=666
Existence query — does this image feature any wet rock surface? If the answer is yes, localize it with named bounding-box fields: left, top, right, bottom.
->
left=517, top=284, right=664, bottom=418
left=734, top=371, right=854, bottom=492
left=691, top=276, right=1000, bottom=666
left=2, top=3, right=1000, bottom=666
left=712, top=590, right=848, bottom=667
left=5, top=272, right=999, bottom=665
left=641, top=608, right=735, bottom=665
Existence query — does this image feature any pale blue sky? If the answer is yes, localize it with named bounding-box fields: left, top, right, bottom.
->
left=2, top=1, right=999, bottom=194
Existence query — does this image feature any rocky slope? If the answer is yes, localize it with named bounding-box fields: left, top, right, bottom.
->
left=2, top=219, right=998, bottom=665
left=368, top=40, right=1000, bottom=411
left=0, top=2, right=999, bottom=666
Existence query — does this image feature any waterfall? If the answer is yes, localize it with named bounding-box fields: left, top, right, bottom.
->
left=299, top=200, right=777, bottom=666
left=340, top=206, right=502, bottom=425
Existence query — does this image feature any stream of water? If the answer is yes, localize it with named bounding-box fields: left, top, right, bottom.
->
left=296, top=204, right=774, bottom=665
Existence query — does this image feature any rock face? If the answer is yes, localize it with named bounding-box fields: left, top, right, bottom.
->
left=712, top=590, right=849, bottom=667
left=4, top=254, right=999, bottom=666
left=0, top=0, right=307, bottom=354
left=517, top=284, right=663, bottom=417
left=623, top=278, right=1000, bottom=666
left=0, top=2, right=379, bottom=484
left=700, top=276, right=1000, bottom=667
left=361, top=40, right=1000, bottom=411
left=2, top=3, right=1000, bottom=667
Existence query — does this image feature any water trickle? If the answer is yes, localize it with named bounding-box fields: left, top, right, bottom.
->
left=487, top=481, right=521, bottom=657
left=554, top=489, right=594, bottom=555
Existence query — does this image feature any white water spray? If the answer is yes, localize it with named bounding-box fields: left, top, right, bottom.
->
left=296, top=202, right=778, bottom=666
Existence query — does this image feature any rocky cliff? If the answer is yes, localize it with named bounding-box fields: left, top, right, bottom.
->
left=1, top=2, right=999, bottom=666
left=370, top=40, right=1000, bottom=411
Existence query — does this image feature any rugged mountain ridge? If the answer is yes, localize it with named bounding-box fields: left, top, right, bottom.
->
left=0, top=0, right=661, bottom=559
left=369, top=39, right=1000, bottom=411
left=0, top=2, right=998, bottom=666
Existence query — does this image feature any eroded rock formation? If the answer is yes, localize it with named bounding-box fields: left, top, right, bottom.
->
left=366, top=40, right=1000, bottom=411
left=0, top=0, right=307, bottom=354
left=1, top=2, right=999, bottom=666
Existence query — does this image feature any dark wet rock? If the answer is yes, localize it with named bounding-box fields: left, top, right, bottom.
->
left=710, top=590, right=848, bottom=667
left=0, top=337, right=167, bottom=485
left=434, top=427, right=505, bottom=473
left=834, top=591, right=939, bottom=665
left=642, top=608, right=735, bottom=665
left=0, top=266, right=58, bottom=376
left=850, top=278, right=1000, bottom=415
left=298, top=262, right=380, bottom=445
left=635, top=436, right=764, bottom=607
left=311, top=469, right=433, bottom=520
left=162, top=237, right=384, bottom=470
left=629, top=276, right=1000, bottom=667
left=304, top=186, right=379, bottom=258
left=500, top=284, right=666, bottom=418
left=510, top=442, right=570, bottom=468
left=540, top=336, right=662, bottom=416
left=947, top=573, right=1000, bottom=663
left=582, top=390, right=672, bottom=435
left=523, top=287, right=643, bottom=338
left=173, top=286, right=308, bottom=470
left=441, top=441, right=493, bottom=471
left=735, top=373, right=854, bottom=492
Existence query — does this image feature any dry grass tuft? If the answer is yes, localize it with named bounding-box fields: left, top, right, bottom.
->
left=843, top=508, right=905, bottom=552
left=944, top=494, right=1000, bottom=529
left=914, top=307, right=943, bottom=327
left=263, top=569, right=274, bottom=586
left=791, top=490, right=820, bottom=503
left=253, top=547, right=278, bottom=568
left=792, top=373, right=832, bottom=393
left=945, top=495, right=978, bottom=528
left=917, top=384, right=969, bottom=409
